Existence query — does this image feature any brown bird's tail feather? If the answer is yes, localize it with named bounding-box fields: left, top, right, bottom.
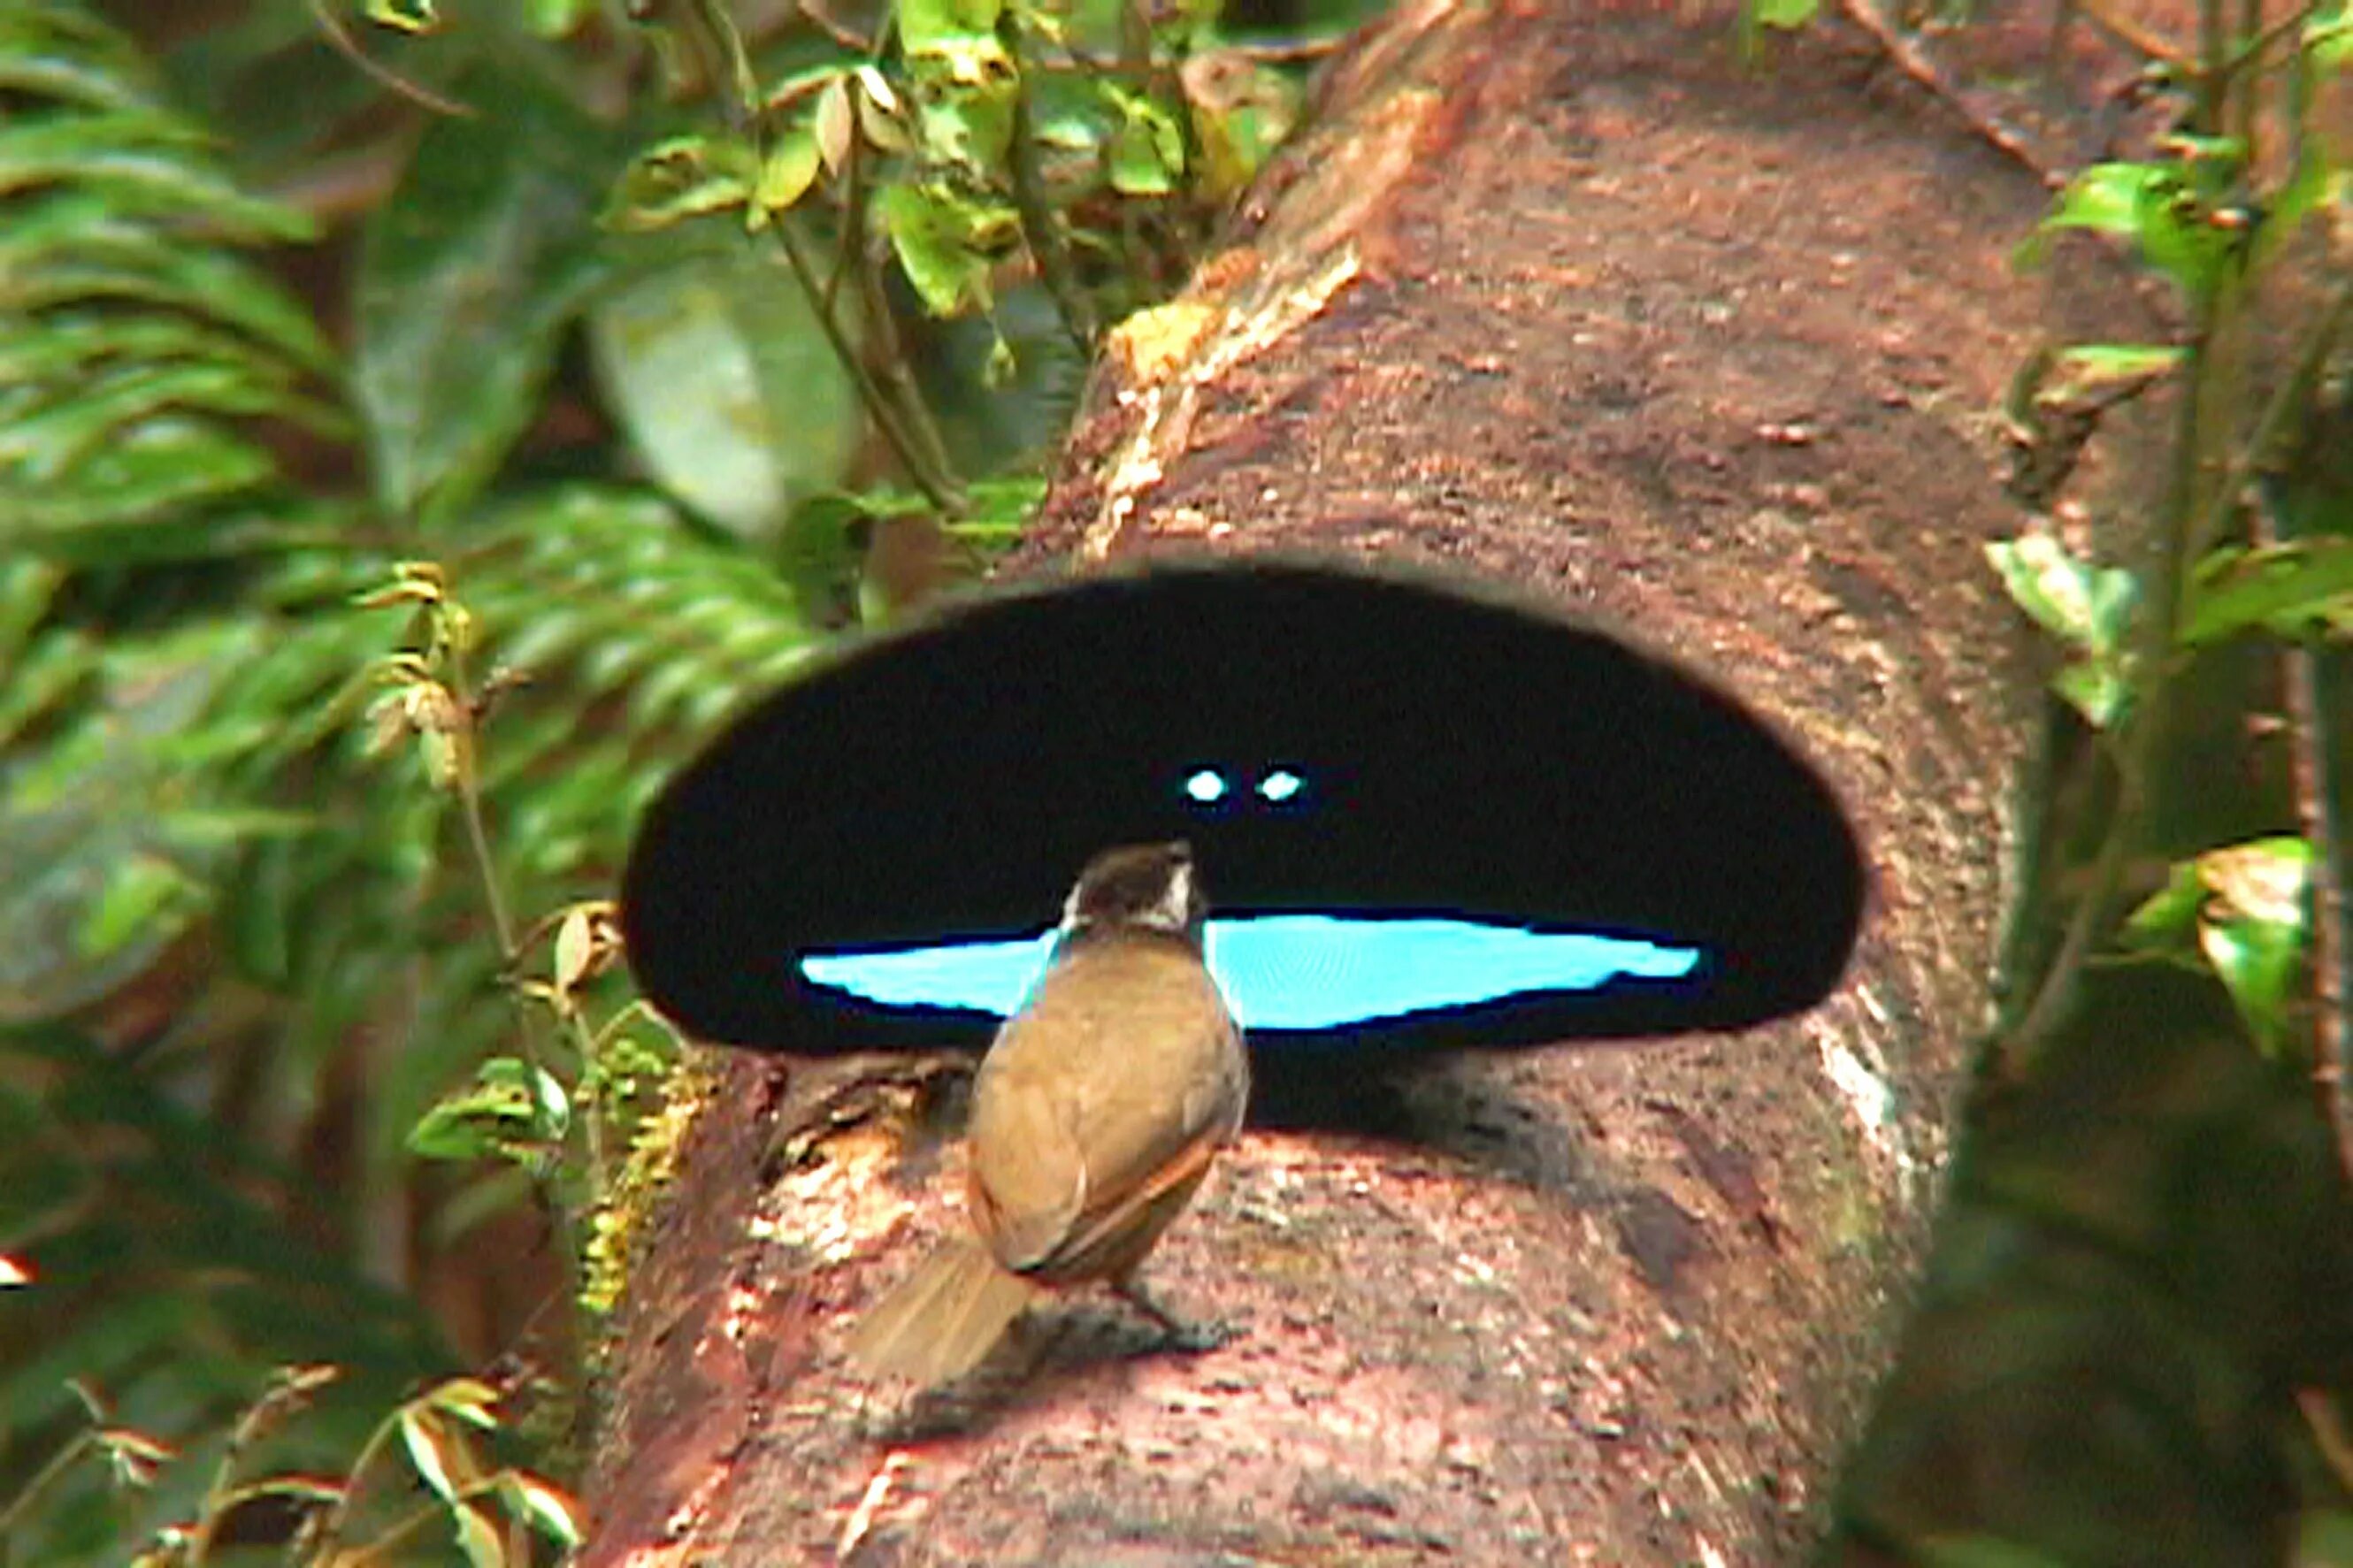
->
left=847, top=1239, right=1038, bottom=1386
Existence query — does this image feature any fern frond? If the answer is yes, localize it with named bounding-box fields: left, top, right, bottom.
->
left=0, top=6, right=335, bottom=547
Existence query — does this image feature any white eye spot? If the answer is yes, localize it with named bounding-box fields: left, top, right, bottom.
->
left=1258, top=769, right=1304, bottom=803
left=1184, top=769, right=1229, bottom=804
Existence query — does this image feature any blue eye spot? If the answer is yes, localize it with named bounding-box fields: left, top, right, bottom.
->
left=1258, top=769, right=1305, bottom=803
left=1184, top=768, right=1230, bottom=804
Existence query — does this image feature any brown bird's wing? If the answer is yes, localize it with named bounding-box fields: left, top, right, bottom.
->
left=966, top=937, right=1245, bottom=1285
left=1022, top=1123, right=1223, bottom=1285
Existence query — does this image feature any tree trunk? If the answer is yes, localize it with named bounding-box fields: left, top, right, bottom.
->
left=586, top=4, right=2129, bottom=1560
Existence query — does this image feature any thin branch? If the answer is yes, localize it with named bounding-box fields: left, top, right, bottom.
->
left=0, top=1432, right=94, bottom=1541
left=2230, top=0, right=2262, bottom=154
left=798, top=0, right=876, bottom=54
left=2000, top=285, right=2228, bottom=1071
left=336, top=1471, right=531, bottom=1566
left=304, top=0, right=477, bottom=118
left=675, top=1, right=965, bottom=515
left=2073, top=0, right=2196, bottom=65
left=2244, top=278, right=2353, bottom=1182
left=2303, top=1389, right=2353, bottom=1492
left=2196, top=0, right=2227, bottom=127
left=442, top=643, right=517, bottom=964
left=1836, top=0, right=2066, bottom=187
left=1213, top=34, right=1349, bottom=65
left=434, top=627, right=585, bottom=1298
left=1021, top=33, right=1345, bottom=80
left=1992, top=0, right=2318, bottom=1073
left=847, top=226, right=967, bottom=500
left=2196, top=275, right=2353, bottom=563
left=308, top=1399, right=410, bottom=1559
left=2219, top=0, right=2322, bottom=82
left=1002, top=21, right=1096, bottom=355
left=771, top=216, right=967, bottom=515
left=823, top=107, right=867, bottom=322
left=2277, top=570, right=2353, bottom=1183
left=686, top=0, right=762, bottom=111
left=2001, top=247, right=2353, bottom=1076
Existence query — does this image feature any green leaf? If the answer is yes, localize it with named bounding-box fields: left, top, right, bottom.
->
left=2061, top=162, right=2240, bottom=302
left=0, top=203, right=339, bottom=374
left=0, top=50, right=337, bottom=553
left=752, top=124, right=823, bottom=219
left=2198, top=837, right=2310, bottom=926
left=2133, top=839, right=2311, bottom=1054
left=400, top=1410, right=458, bottom=1504
left=366, top=0, right=441, bottom=33
left=2139, top=210, right=2237, bottom=303
left=77, top=853, right=202, bottom=963
left=503, top=1472, right=584, bottom=1546
left=1, top=359, right=317, bottom=476
left=0, top=624, right=265, bottom=1022
left=0, top=10, right=160, bottom=114
left=916, top=75, right=1017, bottom=169
left=405, top=1057, right=564, bottom=1162
left=1104, top=86, right=1184, bottom=195
left=2045, top=162, right=2173, bottom=236
left=425, top=1376, right=503, bottom=1429
left=878, top=182, right=1012, bottom=316
left=1987, top=533, right=2136, bottom=654
left=0, top=111, right=315, bottom=242
left=2, top=420, right=277, bottom=542
left=2125, top=859, right=2205, bottom=945
left=527, top=0, right=599, bottom=34
left=604, top=134, right=759, bottom=232
left=1751, top=0, right=1819, bottom=27
left=452, top=1503, right=505, bottom=1568
left=2164, top=133, right=2250, bottom=187
left=0, top=557, right=63, bottom=667
left=961, top=472, right=1046, bottom=532
left=2050, top=660, right=2129, bottom=730
left=775, top=491, right=874, bottom=623
left=2183, top=539, right=2353, bottom=645
left=2040, top=161, right=2241, bottom=302
left=0, top=311, right=310, bottom=392
left=0, top=1022, right=450, bottom=1510
left=1182, top=55, right=1299, bottom=201
left=2202, top=907, right=2305, bottom=1056
left=2043, top=342, right=2184, bottom=395
left=899, top=0, right=1007, bottom=57
left=354, top=63, right=617, bottom=518
left=852, top=65, right=915, bottom=156
left=1988, top=534, right=2137, bottom=726
left=2311, top=1, right=2353, bottom=70
left=586, top=248, right=862, bottom=537
left=915, top=30, right=1015, bottom=87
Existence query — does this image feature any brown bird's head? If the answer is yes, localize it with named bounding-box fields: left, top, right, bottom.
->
left=1058, top=841, right=1206, bottom=947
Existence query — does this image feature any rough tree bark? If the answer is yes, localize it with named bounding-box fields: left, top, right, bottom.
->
left=586, top=3, right=2129, bottom=1560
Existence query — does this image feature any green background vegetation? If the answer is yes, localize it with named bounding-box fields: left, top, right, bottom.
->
left=4, top=0, right=2353, bottom=1563
left=0, top=0, right=1329, bottom=1556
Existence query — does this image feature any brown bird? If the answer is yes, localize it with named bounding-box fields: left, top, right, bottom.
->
left=847, top=841, right=1250, bottom=1385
